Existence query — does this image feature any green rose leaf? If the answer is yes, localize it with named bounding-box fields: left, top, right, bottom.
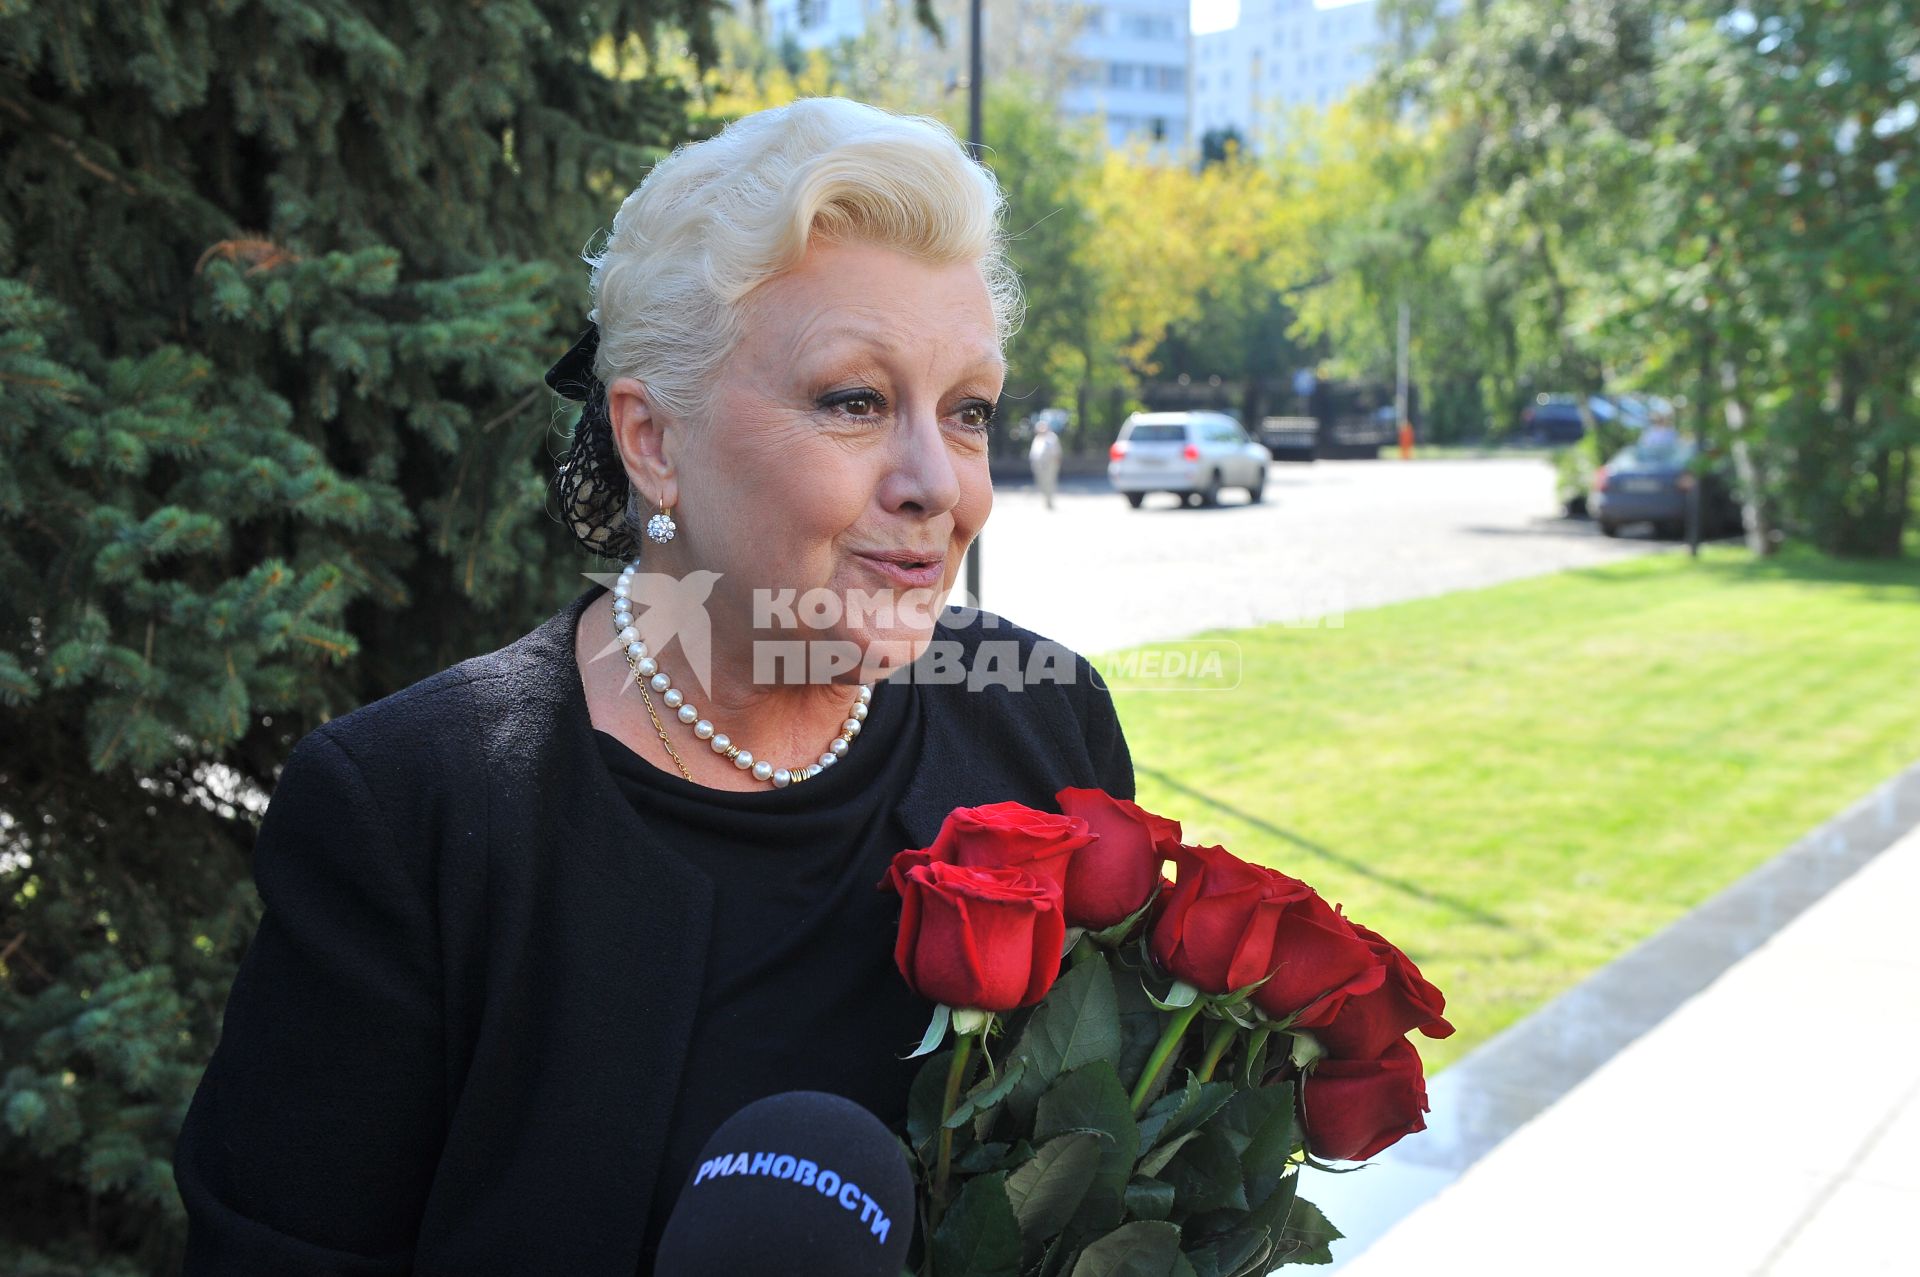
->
left=1272, top=1195, right=1343, bottom=1267
left=1238, top=1082, right=1297, bottom=1212
left=1008, top=951, right=1122, bottom=1126
left=1136, top=1127, right=1205, bottom=1180
left=1180, top=1225, right=1270, bottom=1277
left=954, top=1140, right=1013, bottom=1175
left=1005, top=1131, right=1106, bottom=1251
left=945, top=1058, right=1028, bottom=1132
left=906, top=1047, right=955, bottom=1165
left=1036, top=1060, right=1141, bottom=1236
left=1136, top=1074, right=1235, bottom=1155
left=1123, top=1176, right=1176, bottom=1222
left=1208, top=1083, right=1294, bottom=1161
left=1162, top=1122, right=1249, bottom=1215
left=1066, top=1221, right=1195, bottom=1277
left=1114, top=955, right=1168, bottom=1092
left=930, top=1170, right=1023, bottom=1277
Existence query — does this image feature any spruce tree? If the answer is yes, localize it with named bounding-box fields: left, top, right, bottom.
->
left=0, top=3, right=715, bottom=1269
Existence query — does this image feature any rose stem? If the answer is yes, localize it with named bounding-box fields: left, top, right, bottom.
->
left=1195, top=1019, right=1237, bottom=1083
left=930, top=1029, right=978, bottom=1228
left=1128, top=999, right=1205, bottom=1115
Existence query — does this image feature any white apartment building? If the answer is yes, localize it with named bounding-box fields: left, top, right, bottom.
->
left=1190, top=0, right=1387, bottom=155
left=754, top=0, right=877, bottom=45
left=744, top=0, right=1190, bottom=158
left=1058, top=4, right=1189, bottom=152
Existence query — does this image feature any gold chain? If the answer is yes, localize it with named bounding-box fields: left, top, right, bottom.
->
left=634, top=679, right=694, bottom=781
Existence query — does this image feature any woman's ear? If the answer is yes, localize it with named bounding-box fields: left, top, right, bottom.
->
left=606, top=375, right=679, bottom=510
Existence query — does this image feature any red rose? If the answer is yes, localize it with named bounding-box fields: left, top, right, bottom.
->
left=881, top=802, right=1092, bottom=903
left=1148, top=843, right=1315, bottom=995
left=1249, top=895, right=1388, bottom=1025
left=1303, top=923, right=1454, bottom=1061
left=1301, top=1037, right=1431, bottom=1161
left=892, top=860, right=1067, bottom=1012
left=1053, top=787, right=1182, bottom=929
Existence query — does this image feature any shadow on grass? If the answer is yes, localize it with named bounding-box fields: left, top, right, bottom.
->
left=1137, top=763, right=1529, bottom=941
left=1559, top=540, right=1920, bottom=599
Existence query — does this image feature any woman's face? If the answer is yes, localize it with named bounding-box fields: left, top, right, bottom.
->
left=611, top=238, right=1003, bottom=681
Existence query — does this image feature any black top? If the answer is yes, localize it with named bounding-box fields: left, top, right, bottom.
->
left=172, top=580, right=1136, bottom=1276
left=589, top=677, right=936, bottom=1271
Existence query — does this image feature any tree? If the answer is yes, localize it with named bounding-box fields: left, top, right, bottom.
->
left=1199, top=126, right=1247, bottom=168
left=0, top=3, right=710, bottom=1269
left=1364, top=0, right=1917, bottom=556
left=1630, top=2, right=1919, bottom=556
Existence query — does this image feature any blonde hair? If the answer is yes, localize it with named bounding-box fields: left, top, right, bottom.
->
left=584, top=96, right=1024, bottom=428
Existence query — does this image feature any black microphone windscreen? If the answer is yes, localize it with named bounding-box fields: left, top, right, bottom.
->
left=653, top=1090, right=915, bottom=1277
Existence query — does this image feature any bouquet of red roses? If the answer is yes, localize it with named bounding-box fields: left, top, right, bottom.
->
left=878, top=789, right=1453, bottom=1276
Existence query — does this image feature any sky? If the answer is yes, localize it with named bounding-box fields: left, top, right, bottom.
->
left=1192, top=0, right=1371, bottom=37
left=1191, top=0, right=1237, bottom=34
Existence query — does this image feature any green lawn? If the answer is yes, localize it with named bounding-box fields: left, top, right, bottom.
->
left=1095, top=544, right=1920, bottom=1073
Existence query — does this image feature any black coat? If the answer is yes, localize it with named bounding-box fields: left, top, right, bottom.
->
left=173, top=579, right=1136, bottom=1275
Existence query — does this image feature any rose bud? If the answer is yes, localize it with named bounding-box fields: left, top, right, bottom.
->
left=1303, top=923, right=1454, bottom=1061
left=1148, top=843, right=1315, bottom=995
left=1249, top=894, right=1388, bottom=1025
left=878, top=846, right=932, bottom=897
left=893, top=860, right=1067, bottom=1013
left=1054, top=787, right=1182, bottom=929
left=1301, top=1037, right=1432, bottom=1161
left=879, top=802, right=1092, bottom=902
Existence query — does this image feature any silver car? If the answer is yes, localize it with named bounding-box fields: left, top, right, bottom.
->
left=1107, top=411, right=1270, bottom=508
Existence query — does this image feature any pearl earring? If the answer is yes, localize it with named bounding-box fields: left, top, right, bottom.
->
left=645, top=501, right=677, bottom=544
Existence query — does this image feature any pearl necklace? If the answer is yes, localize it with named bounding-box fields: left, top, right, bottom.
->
left=609, top=559, right=870, bottom=788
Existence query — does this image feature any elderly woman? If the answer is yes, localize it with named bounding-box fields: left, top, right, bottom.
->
left=171, top=97, right=1135, bottom=1274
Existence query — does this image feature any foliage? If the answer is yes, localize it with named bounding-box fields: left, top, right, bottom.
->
left=0, top=2, right=709, bottom=1269
left=907, top=949, right=1344, bottom=1276
left=1334, top=0, right=1920, bottom=554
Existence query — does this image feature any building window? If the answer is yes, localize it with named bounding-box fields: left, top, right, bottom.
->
left=1124, top=15, right=1177, bottom=40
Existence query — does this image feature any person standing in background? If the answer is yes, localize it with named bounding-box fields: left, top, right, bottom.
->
left=1029, top=413, right=1063, bottom=510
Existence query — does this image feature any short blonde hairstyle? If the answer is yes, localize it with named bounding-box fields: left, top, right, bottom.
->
left=586, top=96, right=1023, bottom=426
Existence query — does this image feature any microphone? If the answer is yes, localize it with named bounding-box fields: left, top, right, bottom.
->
left=654, top=1091, right=916, bottom=1277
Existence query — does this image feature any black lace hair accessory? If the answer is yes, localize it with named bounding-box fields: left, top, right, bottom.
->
left=546, top=321, right=638, bottom=561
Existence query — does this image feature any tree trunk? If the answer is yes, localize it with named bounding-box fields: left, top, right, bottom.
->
left=1873, top=441, right=1912, bottom=558
left=1721, top=360, right=1775, bottom=557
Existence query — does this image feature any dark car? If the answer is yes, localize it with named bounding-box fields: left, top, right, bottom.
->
left=1592, top=438, right=1743, bottom=539
left=1519, top=396, right=1590, bottom=444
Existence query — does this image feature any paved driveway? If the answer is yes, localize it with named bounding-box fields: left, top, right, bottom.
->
left=966, top=458, right=1681, bottom=653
